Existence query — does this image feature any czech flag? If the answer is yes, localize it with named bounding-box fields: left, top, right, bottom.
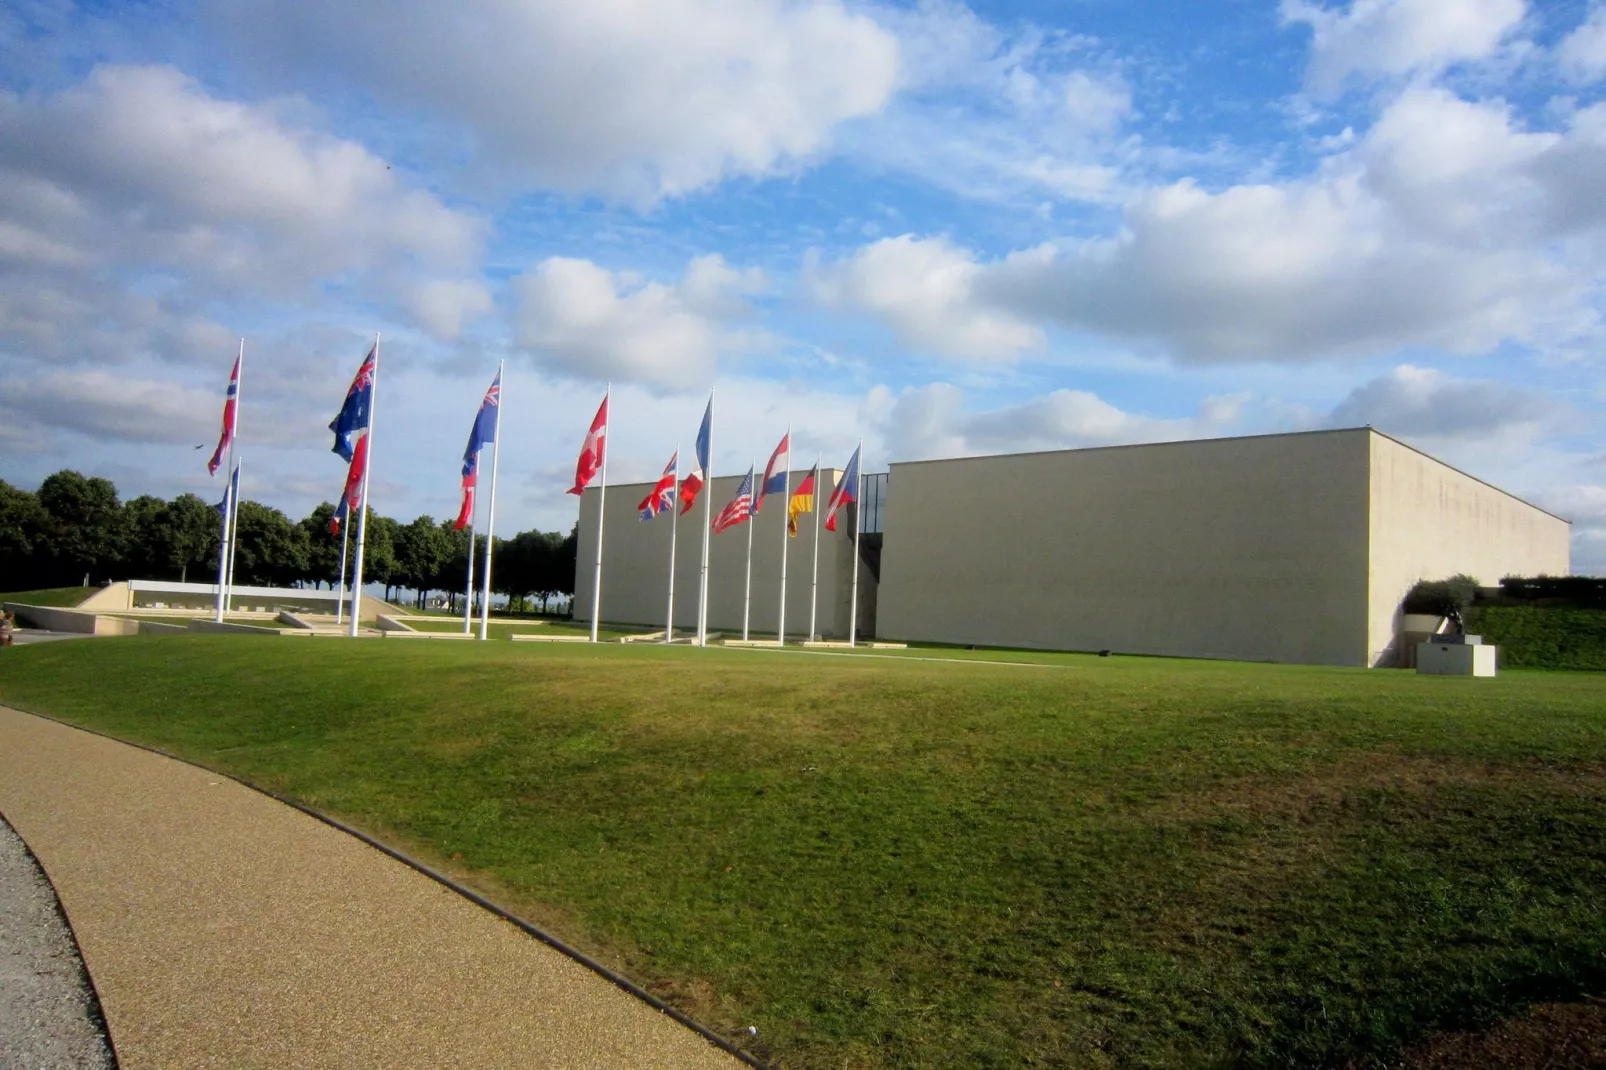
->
left=678, top=397, right=712, bottom=514
left=824, top=444, right=860, bottom=533
left=639, top=452, right=678, bottom=520
left=207, top=355, right=240, bottom=476
left=713, top=467, right=754, bottom=534
left=787, top=465, right=816, bottom=537
left=568, top=393, right=608, bottom=496
left=754, top=431, right=788, bottom=512
left=453, top=371, right=501, bottom=530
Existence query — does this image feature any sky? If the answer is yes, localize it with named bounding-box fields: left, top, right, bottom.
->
left=1, top=0, right=1604, bottom=569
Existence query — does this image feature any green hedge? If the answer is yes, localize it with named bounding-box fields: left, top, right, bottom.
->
left=1463, top=605, right=1606, bottom=670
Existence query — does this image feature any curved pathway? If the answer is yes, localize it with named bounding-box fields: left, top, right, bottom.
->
left=0, top=706, right=742, bottom=1070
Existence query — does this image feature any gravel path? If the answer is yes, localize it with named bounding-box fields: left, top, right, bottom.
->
left=0, top=706, right=743, bottom=1070
left=0, top=815, right=116, bottom=1070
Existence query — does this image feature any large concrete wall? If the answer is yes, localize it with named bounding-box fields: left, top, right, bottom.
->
left=573, top=469, right=873, bottom=638
left=876, top=430, right=1375, bottom=665
left=1365, top=432, right=1570, bottom=666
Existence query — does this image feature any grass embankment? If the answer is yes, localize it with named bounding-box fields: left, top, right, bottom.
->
left=400, top=617, right=634, bottom=640
left=2, top=640, right=1604, bottom=1068
left=1466, top=605, right=1606, bottom=670
left=0, top=586, right=95, bottom=607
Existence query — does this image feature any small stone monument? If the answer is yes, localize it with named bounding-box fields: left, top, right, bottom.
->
left=1416, top=632, right=1497, bottom=677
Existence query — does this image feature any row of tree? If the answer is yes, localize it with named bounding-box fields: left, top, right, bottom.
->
left=0, top=470, right=577, bottom=611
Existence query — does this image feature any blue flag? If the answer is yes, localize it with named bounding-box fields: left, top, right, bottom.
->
left=328, top=345, right=376, bottom=462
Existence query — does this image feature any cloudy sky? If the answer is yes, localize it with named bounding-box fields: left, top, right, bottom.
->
left=2, top=0, right=1604, bottom=567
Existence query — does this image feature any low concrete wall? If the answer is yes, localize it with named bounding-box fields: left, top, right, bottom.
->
left=277, top=611, right=315, bottom=630
left=2, top=604, right=133, bottom=635
left=137, top=620, right=190, bottom=635
left=186, top=619, right=283, bottom=635
left=375, top=614, right=416, bottom=633
left=78, top=583, right=132, bottom=611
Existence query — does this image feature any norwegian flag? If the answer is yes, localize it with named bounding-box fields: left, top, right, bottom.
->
left=568, top=393, right=608, bottom=496
left=678, top=397, right=712, bottom=514
left=207, top=355, right=240, bottom=476
left=453, top=372, right=502, bottom=530
left=712, top=466, right=754, bottom=534
left=638, top=452, right=678, bottom=520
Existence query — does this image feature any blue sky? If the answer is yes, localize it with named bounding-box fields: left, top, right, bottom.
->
left=2, top=0, right=1604, bottom=567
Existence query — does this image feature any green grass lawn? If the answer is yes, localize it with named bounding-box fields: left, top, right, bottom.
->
left=401, top=617, right=636, bottom=640
left=2, top=638, right=1604, bottom=1068
left=0, top=586, right=96, bottom=607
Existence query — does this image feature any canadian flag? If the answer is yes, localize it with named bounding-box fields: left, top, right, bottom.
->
left=567, top=393, right=608, bottom=496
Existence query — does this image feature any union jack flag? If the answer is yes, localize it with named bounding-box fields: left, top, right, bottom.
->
left=453, top=370, right=501, bottom=530
left=712, top=466, right=754, bottom=534
left=639, top=452, right=678, bottom=520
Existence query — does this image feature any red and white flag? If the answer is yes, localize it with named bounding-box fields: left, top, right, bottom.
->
left=712, top=467, right=754, bottom=534
left=568, top=393, right=608, bottom=496
left=207, top=355, right=240, bottom=476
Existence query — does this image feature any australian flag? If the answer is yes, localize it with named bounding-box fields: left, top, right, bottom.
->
left=329, top=345, right=376, bottom=462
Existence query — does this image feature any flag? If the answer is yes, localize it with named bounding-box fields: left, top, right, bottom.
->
left=678, top=397, right=712, bottom=514
left=712, top=467, right=754, bottom=534
left=453, top=371, right=501, bottom=530
left=754, top=431, right=789, bottom=512
left=787, top=466, right=817, bottom=537
left=330, top=434, right=369, bottom=534
left=207, top=356, right=240, bottom=476
left=568, top=394, right=608, bottom=495
left=638, top=452, right=678, bottom=520
left=328, top=345, right=376, bottom=462
left=214, top=463, right=240, bottom=516
left=825, top=445, right=861, bottom=533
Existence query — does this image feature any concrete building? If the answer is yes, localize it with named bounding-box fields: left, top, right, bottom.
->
left=575, top=428, right=1569, bottom=666
left=877, top=428, right=1568, bottom=666
left=573, top=469, right=876, bottom=639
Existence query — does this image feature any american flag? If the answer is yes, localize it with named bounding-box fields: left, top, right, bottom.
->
left=712, top=467, right=754, bottom=533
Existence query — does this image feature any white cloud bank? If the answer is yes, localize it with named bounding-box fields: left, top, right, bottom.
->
left=210, top=0, right=901, bottom=204
left=1281, top=0, right=1527, bottom=96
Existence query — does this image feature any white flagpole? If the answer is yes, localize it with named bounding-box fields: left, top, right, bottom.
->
left=226, top=457, right=242, bottom=601
left=697, top=390, right=713, bottom=646
left=589, top=385, right=609, bottom=643
left=478, top=361, right=504, bottom=641
left=778, top=426, right=790, bottom=646
left=849, top=441, right=862, bottom=648
left=336, top=521, right=349, bottom=624
left=462, top=512, right=476, bottom=632
left=348, top=334, right=378, bottom=638
left=214, top=339, right=242, bottom=622
left=809, top=453, right=821, bottom=641
left=665, top=451, right=678, bottom=643
left=214, top=466, right=234, bottom=622
left=742, top=462, right=754, bottom=641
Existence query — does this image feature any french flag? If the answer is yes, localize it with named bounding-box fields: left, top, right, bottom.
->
left=678, top=398, right=712, bottom=514
left=207, top=356, right=240, bottom=476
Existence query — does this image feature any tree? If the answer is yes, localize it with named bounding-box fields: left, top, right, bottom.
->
left=299, top=503, right=343, bottom=588
left=120, top=495, right=168, bottom=578
left=163, top=494, right=224, bottom=583
left=230, top=501, right=310, bottom=586
left=0, top=480, right=52, bottom=589
left=363, top=512, right=399, bottom=601
left=393, top=515, right=452, bottom=607
left=36, top=470, right=125, bottom=585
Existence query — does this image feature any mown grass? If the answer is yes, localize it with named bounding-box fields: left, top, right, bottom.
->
left=401, top=617, right=636, bottom=640
left=1, top=638, right=1603, bottom=1068
left=0, top=586, right=96, bottom=607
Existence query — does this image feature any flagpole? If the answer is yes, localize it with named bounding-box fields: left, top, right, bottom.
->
left=742, top=461, right=754, bottom=641
left=590, top=384, right=609, bottom=643
left=348, top=334, right=378, bottom=638
left=809, top=452, right=821, bottom=641
left=226, top=457, right=242, bottom=604
left=462, top=512, right=476, bottom=632
left=849, top=441, right=862, bottom=648
left=336, top=521, right=349, bottom=624
left=697, top=389, right=713, bottom=646
left=478, top=360, right=504, bottom=641
left=666, top=450, right=678, bottom=643
left=778, top=426, right=790, bottom=646
left=214, top=339, right=242, bottom=622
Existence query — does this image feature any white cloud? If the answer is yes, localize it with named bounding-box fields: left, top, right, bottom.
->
left=805, top=236, right=1044, bottom=362
left=1327, top=364, right=1564, bottom=439
left=820, top=84, right=1606, bottom=366
left=514, top=254, right=766, bottom=389
left=1559, top=5, right=1606, bottom=82
left=875, top=381, right=1245, bottom=460
left=0, top=370, right=217, bottom=444
left=1281, top=0, right=1527, bottom=96
left=410, top=279, right=494, bottom=341
left=210, top=0, right=900, bottom=205
left=0, top=66, right=480, bottom=289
